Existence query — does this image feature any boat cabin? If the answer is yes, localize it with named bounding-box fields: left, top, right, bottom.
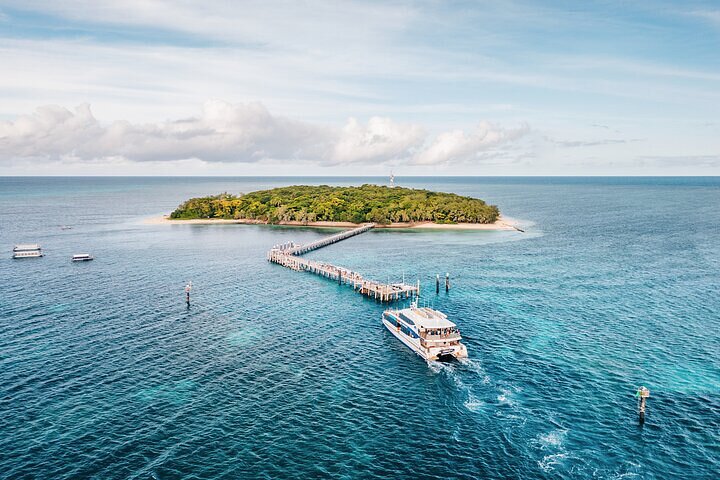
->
left=12, top=244, right=43, bottom=259
left=386, top=305, right=462, bottom=348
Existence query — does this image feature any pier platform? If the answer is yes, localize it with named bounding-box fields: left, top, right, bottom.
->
left=267, top=224, right=419, bottom=302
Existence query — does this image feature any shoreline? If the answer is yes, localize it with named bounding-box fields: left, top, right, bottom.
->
left=143, top=215, right=521, bottom=231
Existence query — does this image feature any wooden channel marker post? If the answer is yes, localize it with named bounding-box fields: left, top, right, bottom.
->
left=185, top=280, right=192, bottom=307
left=445, top=272, right=450, bottom=292
left=636, top=386, right=650, bottom=424
left=436, top=274, right=440, bottom=294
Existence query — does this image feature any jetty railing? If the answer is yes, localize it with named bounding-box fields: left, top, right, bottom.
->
left=267, top=223, right=419, bottom=302
left=285, top=223, right=375, bottom=255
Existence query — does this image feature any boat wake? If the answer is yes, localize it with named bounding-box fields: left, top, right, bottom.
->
left=431, top=357, right=505, bottom=414
left=533, top=429, right=571, bottom=473
left=538, top=453, right=569, bottom=473
left=463, top=394, right=485, bottom=412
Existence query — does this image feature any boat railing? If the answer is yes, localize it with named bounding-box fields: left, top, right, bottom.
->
left=421, top=332, right=461, bottom=340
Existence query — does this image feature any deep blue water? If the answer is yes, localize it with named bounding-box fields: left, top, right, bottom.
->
left=1, top=176, right=718, bottom=479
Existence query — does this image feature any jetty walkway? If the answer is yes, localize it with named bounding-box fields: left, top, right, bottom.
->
left=267, top=223, right=419, bottom=302
left=285, top=223, right=375, bottom=255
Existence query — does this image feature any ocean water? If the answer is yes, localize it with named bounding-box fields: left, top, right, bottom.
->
left=0, top=176, right=718, bottom=479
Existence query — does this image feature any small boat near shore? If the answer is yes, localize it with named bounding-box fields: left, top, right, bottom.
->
left=12, top=244, right=43, bottom=259
left=72, top=254, right=94, bottom=262
left=382, top=302, right=468, bottom=361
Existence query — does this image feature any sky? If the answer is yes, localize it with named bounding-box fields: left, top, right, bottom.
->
left=0, top=0, right=718, bottom=176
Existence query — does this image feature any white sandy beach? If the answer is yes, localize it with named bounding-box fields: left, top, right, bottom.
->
left=143, top=215, right=521, bottom=231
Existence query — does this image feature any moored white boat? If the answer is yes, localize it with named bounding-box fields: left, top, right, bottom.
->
left=382, top=303, right=468, bottom=361
left=12, top=244, right=43, bottom=259
left=72, top=254, right=94, bottom=262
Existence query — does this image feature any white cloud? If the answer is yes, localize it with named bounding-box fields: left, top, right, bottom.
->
left=638, top=154, right=720, bottom=168
left=3, top=0, right=414, bottom=49
left=0, top=101, right=528, bottom=167
left=689, top=9, right=720, bottom=26
left=331, top=117, right=425, bottom=164
left=0, top=101, right=328, bottom=163
left=412, top=121, right=530, bottom=165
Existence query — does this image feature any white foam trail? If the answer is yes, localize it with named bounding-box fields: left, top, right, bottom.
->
left=536, top=429, right=567, bottom=449
left=458, top=357, right=485, bottom=374
left=463, top=394, right=485, bottom=412
left=533, top=429, right=571, bottom=473
left=427, top=360, right=446, bottom=374
left=538, top=453, right=568, bottom=472
left=497, top=387, right=514, bottom=405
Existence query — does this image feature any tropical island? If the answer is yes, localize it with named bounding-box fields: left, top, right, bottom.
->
left=160, top=185, right=516, bottom=230
left=171, top=185, right=496, bottom=222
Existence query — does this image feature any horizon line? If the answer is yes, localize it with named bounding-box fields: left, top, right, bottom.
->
left=1, top=174, right=719, bottom=178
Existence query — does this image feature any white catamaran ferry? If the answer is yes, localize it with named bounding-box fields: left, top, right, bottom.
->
left=382, top=303, right=468, bottom=361
left=12, top=244, right=43, bottom=259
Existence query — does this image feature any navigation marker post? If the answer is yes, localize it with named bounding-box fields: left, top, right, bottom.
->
left=185, top=281, right=192, bottom=307
left=436, top=274, right=440, bottom=294
left=636, top=386, right=650, bottom=424
left=445, top=272, right=450, bottom=292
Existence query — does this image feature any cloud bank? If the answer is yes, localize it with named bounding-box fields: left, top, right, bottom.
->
left=414, top=122, right=530, bottom=165
left=0, top=101, right=528, bottom=167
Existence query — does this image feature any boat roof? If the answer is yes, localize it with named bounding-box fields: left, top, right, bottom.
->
left=72, top=254, right=91, bottom=257
left=14, top=244, right=41, bottom=250
left=392, top=306, right=456, bottom=329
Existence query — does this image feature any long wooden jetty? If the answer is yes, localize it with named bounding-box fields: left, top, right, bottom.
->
left=267, top=223, right=419, bottom=302
left=285, top=223, right=375, bottom=255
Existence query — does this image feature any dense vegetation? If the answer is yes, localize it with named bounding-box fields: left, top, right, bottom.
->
left=170, top=185, right=499, bottom=225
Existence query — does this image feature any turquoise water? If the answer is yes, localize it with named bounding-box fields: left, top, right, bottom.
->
left=1, top=176, right=718, bottom=479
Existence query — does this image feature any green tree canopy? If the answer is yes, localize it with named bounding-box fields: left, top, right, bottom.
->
left=170, top=185, right=500, bottom=225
